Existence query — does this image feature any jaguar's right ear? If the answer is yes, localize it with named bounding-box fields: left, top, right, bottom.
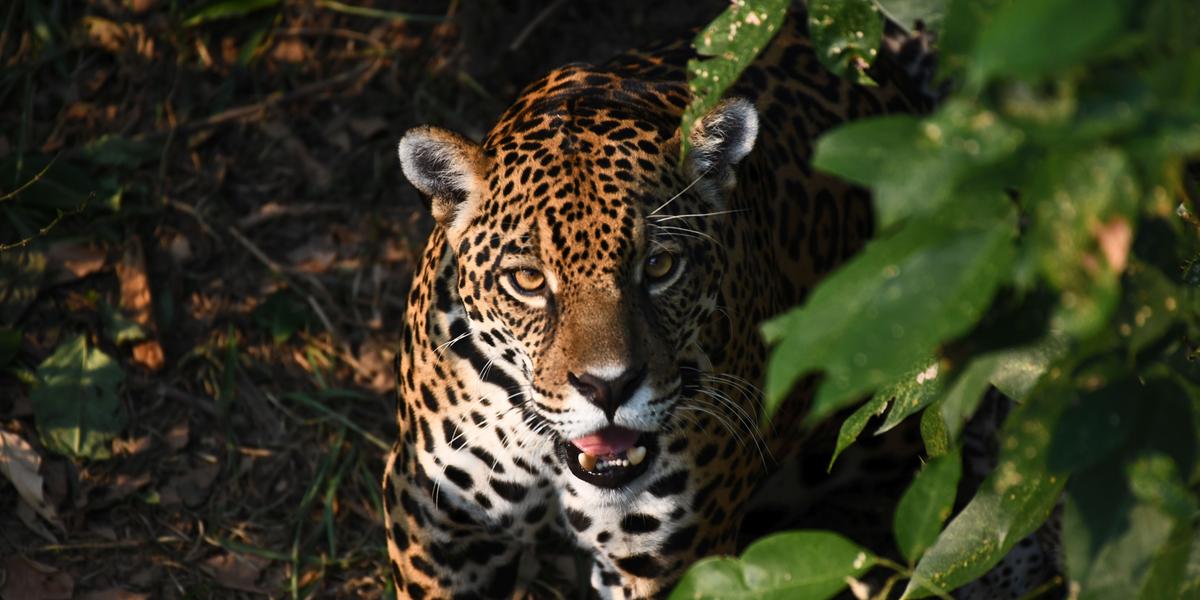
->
left=398, top=126, right=485, bottom=233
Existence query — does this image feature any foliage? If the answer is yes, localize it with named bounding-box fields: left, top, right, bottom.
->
left=681, top=0, right=1200, bottom=598
left=669, top=531, right=876, bottom=600
left=30, top=334, right=126, bottom=460
left=807, top=0, right=883, bottom=85
left=680, top=0, right=789, bottom=159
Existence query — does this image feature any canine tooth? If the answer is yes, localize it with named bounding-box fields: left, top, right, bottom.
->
left=578, top=452, right=597, bottom=471
left=627, top=446, right=647, bottom=466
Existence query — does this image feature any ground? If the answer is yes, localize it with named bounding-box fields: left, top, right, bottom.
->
left=0, top=1, right=721, bottom=598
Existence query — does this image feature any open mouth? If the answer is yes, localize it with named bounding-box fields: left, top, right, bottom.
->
left=558, top=426, right=658, bottom=488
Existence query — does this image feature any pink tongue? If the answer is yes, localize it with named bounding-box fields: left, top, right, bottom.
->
left=571, top=427, right=640, bottom=456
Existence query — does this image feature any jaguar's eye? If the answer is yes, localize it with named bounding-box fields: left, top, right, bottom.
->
left=644, top=251, right=677, bottom=282
left=508, top=268, right=546, bottom=295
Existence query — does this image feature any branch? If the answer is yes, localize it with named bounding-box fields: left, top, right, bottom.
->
left=0, top=193, right=90, bottom=252
left=0, top=154, right=60, bottom=204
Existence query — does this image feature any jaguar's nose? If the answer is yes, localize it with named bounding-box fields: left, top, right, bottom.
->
left=568, top=366, right=648, bottom=422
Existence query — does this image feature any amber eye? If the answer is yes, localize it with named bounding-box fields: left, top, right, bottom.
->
left=644, top=251, right=677, bottom=282
left=508, top=268, right=546, bottom=295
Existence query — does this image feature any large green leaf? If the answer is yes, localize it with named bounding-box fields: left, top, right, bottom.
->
left=811, top=115, right=921, bottom=188
left=1029, top=147, right=1139, bottom=336
left=670, top=531, right=875, bottom=600
left=903, top=379, right=1068, bottom=598
left=1136, top=519, right=1195, bottom=600
left=874, top=0, right=945, bottom=33
left=1067, top=500, right=1177, bottom=600
left=814, top=102, right=1022, bottom=229
left=1182, top=527, right=1200, bottom=598
left=1065, top=455, right=1191, bottom=600
left=1061, top=378, right=1198, bottom=600
left=808, top=0, right=884, bottom=85
left=938, top=0, right=1009, bottom=69
left=762, top=197, right=1015, bottom=424
left=31, top=334, right=126, bottom=460
left=969, top=0, right=1122, bottom=85
left=681, top=0, right=789, bottom=159
left=894, top=449, right=962, bottom=564
left=933, top=334, right=1066, bottom=441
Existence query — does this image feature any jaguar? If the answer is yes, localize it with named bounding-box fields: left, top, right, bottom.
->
left=382, top=6, right=1057, bottom=599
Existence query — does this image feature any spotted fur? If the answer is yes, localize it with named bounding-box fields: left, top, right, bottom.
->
left=381, top=9, right=1021, bottom=600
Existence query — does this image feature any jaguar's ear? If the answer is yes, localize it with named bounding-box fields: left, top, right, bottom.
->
left=685, top=98, right=759, bottom=188
left=398, top=126, right=485, bottom=232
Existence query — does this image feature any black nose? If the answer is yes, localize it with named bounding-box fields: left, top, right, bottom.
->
left=568, top=366, right=648, bottom=422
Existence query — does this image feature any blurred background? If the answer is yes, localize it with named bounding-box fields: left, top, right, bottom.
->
left=0, top=1, right=725, bottom=597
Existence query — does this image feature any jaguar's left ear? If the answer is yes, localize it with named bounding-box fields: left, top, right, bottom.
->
left=685, top=97, right=759, bottom=188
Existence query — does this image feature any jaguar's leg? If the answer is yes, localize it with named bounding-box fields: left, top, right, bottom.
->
left=383, top=443, right=533, bottom=599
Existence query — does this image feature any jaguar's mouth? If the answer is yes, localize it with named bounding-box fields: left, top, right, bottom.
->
left=558, top=426, right=658, bottom=489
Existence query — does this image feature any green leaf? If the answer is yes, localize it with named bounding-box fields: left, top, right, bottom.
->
left=79, top=135, right=162, bottom=169
left=903, top=378, right=1068, bottom=598
left=1065, top=455, right=1187, bottom=600
left=813, top=102, right=1022, bottom=229
left=1115, top=261, right=1188, bottom=357
left=183, top=0, right=282, bottom=27
left=1127, top=453, right=1197, bottom=521
left=812, top=115, right=921, bottom=188
left=937, top=335, right=1066, bottom=441
left=670, top=531, right=875, bottom=600
left=1057, top=377, right=1196, bottom=600
left=874, top=357, right=942, bottom=434
left=984, top=334, right=1067, bottom=401
left=894, top=449, right=962, bottom=564
left=969, top=0, right=1122, bottom=85
left=919, top=397, right=952, bottom=457
left=681, top=0, right=789, bottom=159
left=830, top=392, right=891, bottom=469
left=937, top=0, right=1008, bottom=75
left=1067, top=499, right=1177, bottom=600
left=808, top=0, right=884, bottom=85
left=874, top=0, right=945, bottom=33
left=1137, top=519, right=1195, bottom=600
left=1046, top=384, right=1133, bottom=474
left=762, top=198, right=1015, bottom=424
left=1182, top=528, right=1200, bottom=598
left=31, top=334, right=126, bottom=460
left=100, top=301, right=146, bottom=346
left=1030, top=147, right=1138, bottom=336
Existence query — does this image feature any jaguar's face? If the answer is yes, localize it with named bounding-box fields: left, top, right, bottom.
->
left=399, top=79, right=757, bottom=490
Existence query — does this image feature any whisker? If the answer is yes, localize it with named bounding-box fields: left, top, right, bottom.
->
left=649, top=166, right=714, bottom=216
left=434, top=330, right=471, bottom=356
left=650, top=208, right=746, bottom=222
left=648, top=223, right=721, bottom=246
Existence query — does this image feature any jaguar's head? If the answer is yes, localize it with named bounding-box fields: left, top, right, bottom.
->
left=398, top=67, right=758, bottom=491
